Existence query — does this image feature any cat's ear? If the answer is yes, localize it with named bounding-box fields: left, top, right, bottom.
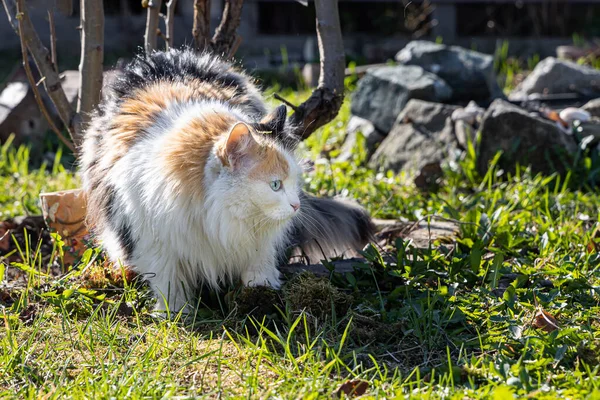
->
left=220, top=122, right=257, bottom=169
left=260, top=105, right=287, bottom=135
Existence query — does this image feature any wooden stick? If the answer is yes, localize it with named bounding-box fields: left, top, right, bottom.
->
left=17, top=9, right=75, bottom=152
left=274, top=93, right=298, bottom=112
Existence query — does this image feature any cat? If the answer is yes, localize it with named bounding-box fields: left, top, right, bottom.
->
left=80, top=48, right=374, bottom=312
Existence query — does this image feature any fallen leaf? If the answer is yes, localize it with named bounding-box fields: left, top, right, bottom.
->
left=532, top=309, right=559, bottom=332
left=334, top=379, right=369, bottom=398
left=586, top=224, right=600, bottom=253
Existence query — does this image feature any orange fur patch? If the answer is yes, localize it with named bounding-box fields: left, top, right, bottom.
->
left=162, top=113, right=236, bottom=200
left=162, top=118, right=290, bottom=199
left=103, top=80, right=240, bottom=167
left=248, top=146, right=290, bottom=181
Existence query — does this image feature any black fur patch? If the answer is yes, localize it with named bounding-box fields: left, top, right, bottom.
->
left=110, top=48, right=250, bottom=104
left=117, top=222, right=136, bottom=260
left=104, top=185, right=137, bottom=260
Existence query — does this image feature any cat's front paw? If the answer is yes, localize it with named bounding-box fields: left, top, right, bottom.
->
left=242, top=268, right=281, bottom=289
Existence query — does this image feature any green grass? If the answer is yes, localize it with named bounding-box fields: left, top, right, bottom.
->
left=1, top=87, right=600, bottom=399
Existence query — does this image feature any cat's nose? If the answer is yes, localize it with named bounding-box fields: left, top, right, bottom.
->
left=290, top=202, right=300, bottom=212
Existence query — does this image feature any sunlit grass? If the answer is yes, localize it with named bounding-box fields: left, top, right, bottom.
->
left=1, top=84, right=600, bottom=398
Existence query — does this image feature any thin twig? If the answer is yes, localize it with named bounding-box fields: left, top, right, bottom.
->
left=47, top=10, right=58, bottom=73
left=273, top=93, right=299, bottom=112
left=227, top=34, right=242, bottom=58
left=144, top=0, right=162, bottom=53
left=165, top=0, right=178, bottom=49
left=1, top=0, right=17, bottom=31
left=17, top=10, right=75, bottom=152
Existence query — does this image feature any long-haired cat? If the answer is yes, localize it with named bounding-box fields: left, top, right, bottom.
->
left=80, top=48, right=373, bottom=312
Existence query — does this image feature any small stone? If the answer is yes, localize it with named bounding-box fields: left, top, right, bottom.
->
left=559, top=107, right=591, bottom=125
left=582, top=98, right=600, bottom=118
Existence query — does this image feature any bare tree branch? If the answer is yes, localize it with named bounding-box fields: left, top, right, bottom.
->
left=164, top=0, right=178, bottom=49
left=192, top=0, right=210, bottom=50
left=288, top=0, right=345, bottom=140
left=7, top=0, right=77, bottom=145
left=144, top=0, right=162, bottom=53
left=211, top=0, right=244, bottom=56
left=2, top=0, right=17, bottom=31
left=47, top=10, right=58, bottom=73
left=18, top=18, right=75, bottom=152
left=77, top=0, right=105, bottom=136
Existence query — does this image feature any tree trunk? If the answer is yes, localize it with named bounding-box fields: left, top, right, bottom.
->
left=211, top=0, right=244, bottom=56
left=77, top=0, right=105, bottom=140
left=288, top=0, right=345, bottom=140
left=192, top=0, right=211, bottom=50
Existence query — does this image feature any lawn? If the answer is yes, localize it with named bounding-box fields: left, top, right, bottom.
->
left=1, top=85, right=600, bottom=399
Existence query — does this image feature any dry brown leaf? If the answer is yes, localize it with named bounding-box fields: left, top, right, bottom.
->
left=334, top=379, right=369, bottom=398
left=532, top=309, right=559, bottom=332
left=587, top=224, right=600, bottom=254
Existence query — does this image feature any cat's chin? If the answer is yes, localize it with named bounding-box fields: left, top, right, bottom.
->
left=268, top=213, right=296, bottom=223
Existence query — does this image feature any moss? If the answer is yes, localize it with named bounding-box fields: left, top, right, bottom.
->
left=231, top=285, right=283, bottom=320
left=283, top=272, right=353, bottom=321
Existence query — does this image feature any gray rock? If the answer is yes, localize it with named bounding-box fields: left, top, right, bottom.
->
left=510, top=57, right=600, bottom=99
left=0, top=81, right=47, bottom=151
left=582, top=98, right=600, bottom=118
left=396, top=40, right=503, bottom=102
left=368, top=100, right=459, bottom=174
left=477, top=99, right=577, bottom=175
left=336, top=116, right=385, bottom=163
left=351, top=65, right=452, bottom=134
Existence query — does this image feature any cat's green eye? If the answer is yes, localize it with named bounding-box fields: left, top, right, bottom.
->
left=270, top=180, right=282, bottom=191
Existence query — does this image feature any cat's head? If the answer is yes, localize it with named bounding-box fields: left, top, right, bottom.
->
left=216, top=120, right=301, bottom=222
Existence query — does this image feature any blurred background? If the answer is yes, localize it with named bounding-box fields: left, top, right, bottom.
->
left=2, top=0, right=600, bottom=72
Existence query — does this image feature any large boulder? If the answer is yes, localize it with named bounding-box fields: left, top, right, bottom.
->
left=395, top=40, right=503, bottom=102
left=351, top=65, right=452, bottom=134
left=477, top=99, right=577, bottom=175
left=368, top=100, right=459, bottom=174
left=510, top=57, right=600, bottom=100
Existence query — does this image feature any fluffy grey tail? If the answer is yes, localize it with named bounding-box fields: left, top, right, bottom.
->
left=285, top=192, right=375, bottom=264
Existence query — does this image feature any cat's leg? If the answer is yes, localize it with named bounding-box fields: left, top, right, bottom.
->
left=134, top=251, right=193, bottom=314
left=241, top=247, right=282, bottom=289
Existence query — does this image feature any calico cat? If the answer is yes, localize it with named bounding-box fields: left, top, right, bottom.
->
left=80, top=48, right=373, bottom=312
